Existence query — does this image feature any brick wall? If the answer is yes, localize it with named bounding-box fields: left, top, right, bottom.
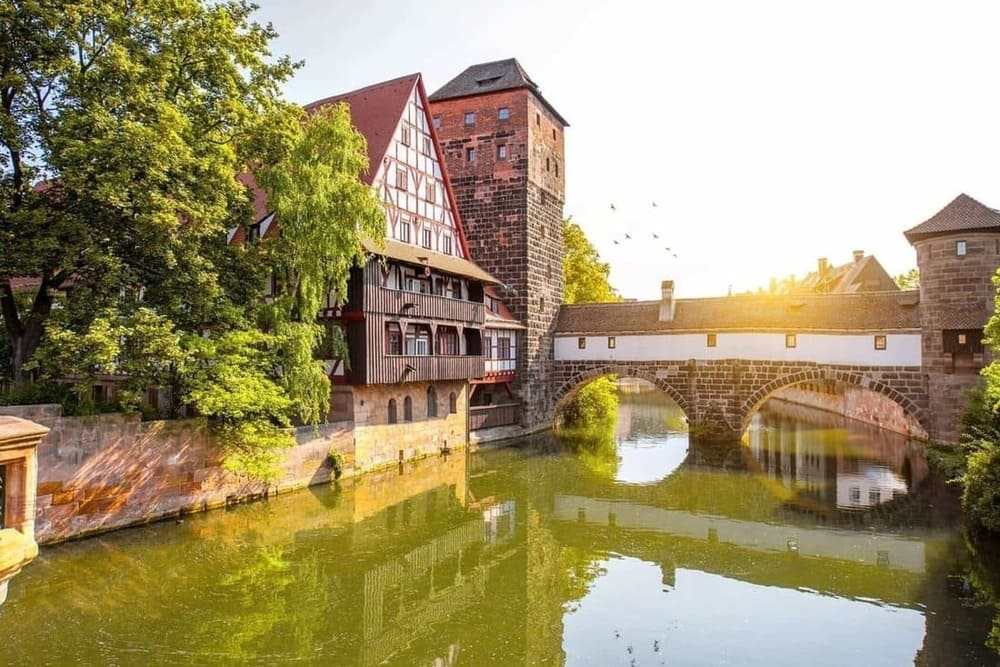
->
left=914, top=231, right=999, bottom=442
left=0, top=405, right=352, bottom=544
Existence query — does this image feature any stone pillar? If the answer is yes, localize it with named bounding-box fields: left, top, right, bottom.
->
left=0, top=416, right=48, bottom=604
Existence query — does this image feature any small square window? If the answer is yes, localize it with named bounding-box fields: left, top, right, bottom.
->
left=578, top=337, right=586, bottom=349
left=959, top=333, right=968, bottom=345
left=607, top=336, right=616, bottom=349
left=497, top=144, right=507, bottom=160
left=433, top=116, right=441, bottom=129
left=957, top=240, right=967, bottom=256
left=498, top=107, right=510, bottom=120
left=874, top=335, right=887, bottom=350
left=464, top=112, right=475, bottom=125
left=707, top=333, right=717, bottom=347
left=466, top=147, right=475, bottom=162
left=785, top=333, right=797, bottom=348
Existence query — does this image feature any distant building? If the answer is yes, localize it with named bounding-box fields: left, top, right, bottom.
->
left=776, top=251, right=898, bottom=294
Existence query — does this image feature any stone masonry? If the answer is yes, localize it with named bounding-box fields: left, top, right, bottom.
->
left=551, top=360, right=928, bottom=440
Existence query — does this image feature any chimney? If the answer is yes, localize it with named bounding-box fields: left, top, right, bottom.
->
left=659, top=280, right=675, bottom=322
left=818, top=257, right=828, bottom=277
left=853, top=249, right=864, bottom=264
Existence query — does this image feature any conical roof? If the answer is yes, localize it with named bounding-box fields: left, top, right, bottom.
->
left=904, top=193, right=1000, bottom=243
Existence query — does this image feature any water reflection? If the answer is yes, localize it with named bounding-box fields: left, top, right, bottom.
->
left=614, top=391, right=688, bottom=485
left=746, top=399, right=926, bottom=514
left=0, top=393, right=995, bottom=664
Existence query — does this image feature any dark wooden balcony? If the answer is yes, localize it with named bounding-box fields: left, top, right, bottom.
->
left=367, top=355, right=485, bottom=385
left=370, top=287, right=484, bottom=324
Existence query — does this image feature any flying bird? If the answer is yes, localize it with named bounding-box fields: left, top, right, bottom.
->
left=624, top=233, right=631, bottom=239
left=652, top=233, right=659, bottom=239
left=664, top=246, right=671, bottom=252
left=610, top=203, right=616, bottom=211
left=652, top=201, right=658, bottom=207
left=613, top=240, right=620, bottom=245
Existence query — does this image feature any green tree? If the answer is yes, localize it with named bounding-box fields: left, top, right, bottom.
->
left=895, top=268, right=920, bottom=289
left=562, top=219, right=621, bottom=304
left=0, top=0, right=296, bottom=382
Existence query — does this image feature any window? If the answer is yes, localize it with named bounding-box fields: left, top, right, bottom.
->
left=849, top=486, right=861, bottom=504
left=535, top=113, right=540, bottom=126
left=247, top=223, right=260, bottom=243
left=441, top=235, right=453, bottom=255
left=554, top=161, right=559, bottom=177
left=546, top=157, right=550, bottom=171
left=943, top=329, right=984, bottom=353
left=785, top=333, right=797, bottom=348
left=396, top=168, right=408, bottom=190
left=498, top=107, right=510, bottom=120
left=427, top=386, right=438, bottom=418
left=405, top=324, right=431, bottom=355
left=869, top=489, right=880, bottom=505
left=449, top=392, right=457, bottom=414
left=707, top=333, right=717, bottom=347
left=957, top=240, right=967, bottom=256
left=386, top=322, right=402, bottom=355
left=497, top=144, right=507, bottom=160
left=425, top=182, right=435, bottom=202
left=464, top=112, right=475, bottom=125
left=552, top=128, right=556, bottom=140
left=433, top=116, right=441, bottom=129
left=539, top=296, right=545, bottom=311
left=387, top=399, right=397, bottom=424
left=578, top=337, right=587, bottom=349
left=404, top=396, right=413, bottom=422
left=422, top=137, right=432, bottom=157
left=437, top=327, right=458, bottom=355
left=466, top=147, right=475, bottom=162
left=400, top=125, right=411, bottom=146
left=497, top=336, right=512, bottom=359
left=421, top=228, right=432, bottom=249
left=607, top=336, right=616, bottom=349
left=959, top=333, right=968, bottom=345
left=874, top=335, right=887, bottom=350
left=399, top=219, right=412, bottom=243
left=451, top=280, right=462, bottom=299
left=484, top=336, right=494, bottom=359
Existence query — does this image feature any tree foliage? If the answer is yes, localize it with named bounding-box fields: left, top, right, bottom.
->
left=895, top=268, right=920, bottom=289
left=562, top=219, right=621, bottom=304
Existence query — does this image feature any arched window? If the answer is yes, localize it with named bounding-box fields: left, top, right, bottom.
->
left=449, top=392, right=457, bottom=414
left=427, top=386, right=438, bottom=418
left=403, top=396, right=413, bottom=422
left=387, top=398, right=397, bottom=424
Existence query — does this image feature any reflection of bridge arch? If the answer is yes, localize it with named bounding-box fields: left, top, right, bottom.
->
left=740, top=368, right=928, bottom=438
left=552, top=365, right=689, bottom=417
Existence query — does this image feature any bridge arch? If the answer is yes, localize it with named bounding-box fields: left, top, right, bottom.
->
left=740, top=368, right=928, bottom=438
left=552, top=364, right=690, bottom=417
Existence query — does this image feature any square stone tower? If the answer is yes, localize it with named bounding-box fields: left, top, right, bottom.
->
left=429, top=59, right=568, bottom=428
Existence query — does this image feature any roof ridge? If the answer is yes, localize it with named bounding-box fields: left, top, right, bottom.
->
left=304, top=73, right=421, bottom=110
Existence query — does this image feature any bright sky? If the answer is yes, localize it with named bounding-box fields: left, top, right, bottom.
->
left=254, top=0, right=1000, bottom=300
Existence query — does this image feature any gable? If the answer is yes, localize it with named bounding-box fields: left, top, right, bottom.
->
left=371, top=78, right=470, bottom=261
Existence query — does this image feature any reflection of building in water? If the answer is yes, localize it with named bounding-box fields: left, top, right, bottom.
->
left=746, top=402, right=919, bottom=512
left=360, top=499, right=518, bottom=666
left=615, top=389, right=687, bottom=442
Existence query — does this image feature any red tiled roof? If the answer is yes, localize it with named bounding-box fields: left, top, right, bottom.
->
left=304, top=73, right=419, bottom=186
left=555, top=290, right=921, bottom=335
left=484, top=286, right=525, bottom=329
left=904, top=193, right=1000, bottom=243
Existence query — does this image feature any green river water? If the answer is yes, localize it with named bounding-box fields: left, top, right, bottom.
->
left=1, top=391, right=998, bottom=666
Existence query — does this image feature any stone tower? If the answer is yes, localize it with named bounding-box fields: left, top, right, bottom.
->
left=429, top=59, right=568, bottom=428
left=904, top=193, right=1000, bottom=443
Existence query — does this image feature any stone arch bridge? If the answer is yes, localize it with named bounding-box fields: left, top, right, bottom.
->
left=549, top=288, right=930, bottom=441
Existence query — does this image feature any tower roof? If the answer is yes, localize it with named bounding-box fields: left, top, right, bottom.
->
left=904, top=193, right=1000, bottom=244
left=429, top=58, right=569, bottom=127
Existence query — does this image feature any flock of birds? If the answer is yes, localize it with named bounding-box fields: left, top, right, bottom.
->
left=606, top=201, right=679, bottom=259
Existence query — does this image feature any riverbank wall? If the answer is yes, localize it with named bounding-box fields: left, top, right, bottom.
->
left=0, top=402, right=470, bottom=545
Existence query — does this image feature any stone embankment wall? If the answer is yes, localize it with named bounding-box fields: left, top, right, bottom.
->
left=0, top=405, right=355, bottom=544
left=771, top=384, right=925, bottom=438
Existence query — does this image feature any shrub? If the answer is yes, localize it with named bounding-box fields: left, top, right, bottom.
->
left=964, top=441, right=1000, bottom=532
